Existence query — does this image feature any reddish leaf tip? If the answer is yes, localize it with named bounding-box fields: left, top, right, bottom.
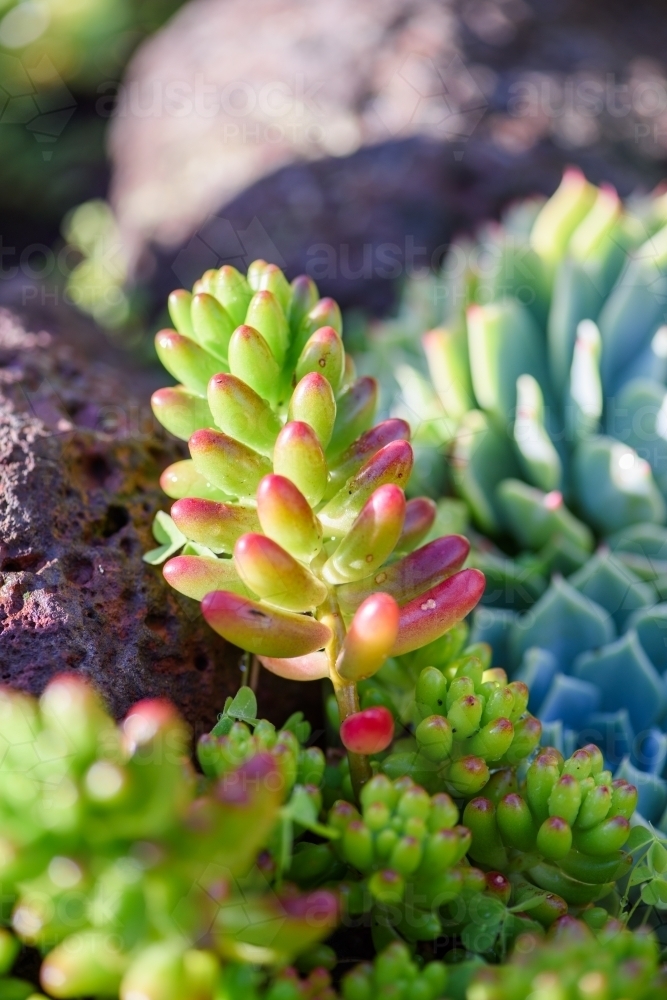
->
left=340, top=707, right=394, bottom=755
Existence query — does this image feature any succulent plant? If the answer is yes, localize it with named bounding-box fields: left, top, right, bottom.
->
left=468, top=915, right=666, bottom=1000
left=217, top=962, right=338, bottom=1000
left=363, top=173, right=667, bottom=818
left=146, top=260, right=485, bottom=796
left=0, top=641, right=647, bottom=998
left=463, top=744, right=637, bottom=910
left=380, top=640, right=542, bottom=798
left=327, top=772, right=479, bottom=942
left=0, top=675, right=338, bottom=998
left=219, top=943, right=453, bottom=1000
left=196, top=688, right=326, bottom=789
left=381, top=169, right=667, bottom=525
left=469, top=547, right=667, bottom=828
left=340, top=940, right=448, bottom=1000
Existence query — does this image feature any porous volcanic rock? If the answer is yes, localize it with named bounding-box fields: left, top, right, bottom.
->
left=0, top=307, right=319, bottom=737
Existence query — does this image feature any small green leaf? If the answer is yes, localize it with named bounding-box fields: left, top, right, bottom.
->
left=283, top=711, right=311, bottom=745
left=143, top=511, right=187, bottom=564
left=628, top=862, right=653, bottom=887
left=210, top=716, right=234, bottom=737
left=625, top=826, right=655, bottom=854
left=227, top=686, right=259, bottom=724
left=649, top=839, right=667, bottom=875
left=641, top=877, right=667, bottom=907
left=278, top=813, right=293, bottom=876
left=210, top=696, right=235, bottom=737
left=285, top=786, right=339, bottom=840
left=143, top=543, right=177, bottom=565
left=154, top=510, right=187, bottom=545
left=288, top=786, right=318, bottom=827
left=467, top=895, right=506, bottom=926
left=461, top=923, right=498, bottom=954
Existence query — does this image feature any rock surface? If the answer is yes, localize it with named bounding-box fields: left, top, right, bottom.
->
left=0, top=306, right=320, bottom=736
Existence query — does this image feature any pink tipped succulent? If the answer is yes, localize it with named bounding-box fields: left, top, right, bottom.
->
left=146, top=261, right=485, bottom=797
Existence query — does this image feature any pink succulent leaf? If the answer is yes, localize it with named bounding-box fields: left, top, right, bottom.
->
left=201, top=591, right=332, bottom=657
left=336, top=593, right=400, bottom=682
left=258, top=651, right=329, bottom=681
left=337, top=533, right=471, bottom=614
left=233, top=533, right=327, bottom=612
left=340, top=707, right=395, bottom=754
left=392, top=568, right=485, bottom=656
left=324, top=484, right=406, bottom=585
left=397, top=496, right=437, bottom=550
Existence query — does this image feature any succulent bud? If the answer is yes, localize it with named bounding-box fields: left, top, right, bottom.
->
left=228, top=324, right=282, bottom=403
left=340, top=708, right=394, bottom=755
left=207, top=372, right=281, bottom=453
left=233, top=534, right=328, bottom=612
left=189, top=428, right=271, bottom=499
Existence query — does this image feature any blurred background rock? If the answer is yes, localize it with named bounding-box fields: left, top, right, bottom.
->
left=2, top=0, right=667, bottom=348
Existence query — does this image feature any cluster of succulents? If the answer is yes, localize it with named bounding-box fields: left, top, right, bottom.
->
left=340, top=941, right=448, bottom=1000
left=217, top=962, right=338, bottom=1000
left=368, top=172, right=667, bottom=820
left=0, top=675, right=338, bottom=998
left=472, top=550, right=667, bottom=827
left=468, top=915, right=666, bottom=1000
left=328, top=774, right=477, bottom=941
left=463, top=745, right=636, bottom=909
left=146, top=258, right=484, bottom=796
left=103, top=254, right=667, bottom=995
left=381, top=645, right=542, bottom=797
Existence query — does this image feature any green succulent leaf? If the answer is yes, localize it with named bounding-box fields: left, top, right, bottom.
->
left=142, top=511, right=187, bottom=565
left=227, top=686, right=259, bottom=725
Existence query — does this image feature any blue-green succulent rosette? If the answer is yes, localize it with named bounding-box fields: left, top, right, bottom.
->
left=371, top=169, right=667, bottom=825
left=472, top=552, right=667, bottom=829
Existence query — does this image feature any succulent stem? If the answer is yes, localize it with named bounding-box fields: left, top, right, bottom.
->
left=319, top=595, right=373, bottom=799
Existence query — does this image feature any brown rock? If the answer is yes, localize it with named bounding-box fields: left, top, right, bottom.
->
left=0, top=306, right=321, bottom=737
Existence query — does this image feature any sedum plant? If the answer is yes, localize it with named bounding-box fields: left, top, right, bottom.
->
left=0, top=658, right=647, bottom=995
left=381, top=646, right=542, bottom=798
left=0, top=675, right=338, bottom=999
left=468, top=915, right=666, bottom=1000
left=340, top=941, right=448, bottom=1000
left=463, top=745, right=636, bottom=909
left=324, top=623, right=542, bottom=804
left=367, top=172, right=667, bottom=817
left=328, top=773, right=479, bottom=942
left=146, top=260, right=484, bottom=796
